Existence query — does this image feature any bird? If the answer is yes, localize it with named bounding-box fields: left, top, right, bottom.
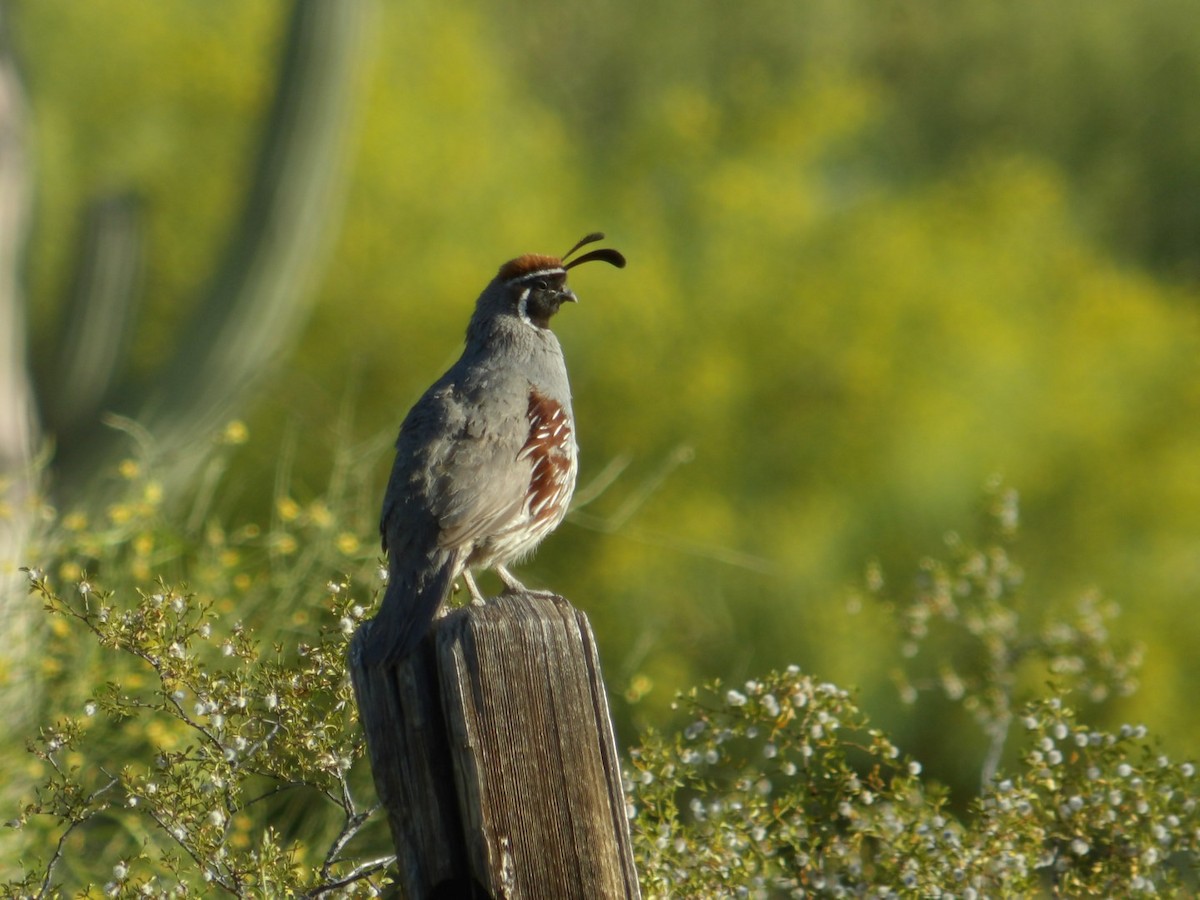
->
left=364, top=233, right=626, bottom=666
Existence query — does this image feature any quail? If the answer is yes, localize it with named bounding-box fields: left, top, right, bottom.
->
left=364, top=233, right=626, bottom=666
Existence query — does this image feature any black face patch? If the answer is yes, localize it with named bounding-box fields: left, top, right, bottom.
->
left=512, top=270, right=570, bottom=328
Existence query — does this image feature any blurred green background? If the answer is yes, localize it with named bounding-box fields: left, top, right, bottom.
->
left=8, top=0, right=1200, bottom=802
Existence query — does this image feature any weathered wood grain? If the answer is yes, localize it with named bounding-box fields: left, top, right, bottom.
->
left=351, top=592, right=640, bottom=899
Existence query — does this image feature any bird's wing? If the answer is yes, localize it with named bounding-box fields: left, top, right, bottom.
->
left=381, top=380, right=530, bottom=555
left=380, top=403, right=430, bottom=555
left=432, top=414, right=530, bottom=551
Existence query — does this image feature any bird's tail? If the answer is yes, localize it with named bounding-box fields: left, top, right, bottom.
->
left=361, top=548, right=462, bottom=667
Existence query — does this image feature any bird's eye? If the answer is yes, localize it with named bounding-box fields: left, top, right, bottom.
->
left=532, top=278, right=549, bottom=291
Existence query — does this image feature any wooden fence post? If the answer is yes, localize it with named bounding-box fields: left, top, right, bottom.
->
left=350, top=591, right=641, bottom=899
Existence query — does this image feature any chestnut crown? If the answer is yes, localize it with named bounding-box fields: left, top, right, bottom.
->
left=495, top=233, right=625, bottom=329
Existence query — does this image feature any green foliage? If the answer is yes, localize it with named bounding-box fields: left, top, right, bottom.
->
left=5, top=442, right=1198, bottom=897
left=7, top=568, right=389, bottom=897
left=628, top=672, right=1200, bottom=897
left=3, top=425, right=393, bottom=897
left=861, top=482, right=1144, bottom=788
left=8, top=0, right=1200, bottom=854
left=624, top=485, right=1198, bottom=895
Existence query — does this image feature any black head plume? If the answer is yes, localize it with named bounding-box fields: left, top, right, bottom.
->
left=561, top=232, right=626, bottom=271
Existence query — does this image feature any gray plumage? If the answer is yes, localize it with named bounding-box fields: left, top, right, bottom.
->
left=364, top=236, right=624, bottom=666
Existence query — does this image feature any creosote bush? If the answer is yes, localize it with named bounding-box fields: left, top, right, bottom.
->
left=4, top=440, right=1198, bottom=896
left=625, top=485, right=1198, bottom=897
left=859, top=482, right=1145, bottom=789
left=626, top=673, right=1199, bottom=897
left=8, top=569, right=391, bottom=898
left=3, top=425, right=395, bottom=897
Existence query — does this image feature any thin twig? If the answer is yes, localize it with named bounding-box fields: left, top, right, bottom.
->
left=980, top=712, right=1011, bottom=789
left=572, top=444, right=694, bottom=532
left=569, top=510, right=778, bottom=575
left=144, top=805, right=238, bottom=895
left=305, top=854, right=394, bottom=898
left=321, top=803, right=380, bottom=878
left=337, top=768, right=354, bottom=815
left=569, top=452, right=633, bottom=510
left=98, top=412, right=158, bottom=457
left=235, top=778, right=305, bottom=813
left=237, top=720, right=281, bottom=769
left=37, top=776, right=119, bottom=898
left=566, top=443, right=776, bottom=573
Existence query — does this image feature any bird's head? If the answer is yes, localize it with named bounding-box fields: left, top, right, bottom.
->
left=469, top=233, right=625, bottom=336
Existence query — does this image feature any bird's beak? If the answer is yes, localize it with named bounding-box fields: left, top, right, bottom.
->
left=559, top=289, right=578, bottom=304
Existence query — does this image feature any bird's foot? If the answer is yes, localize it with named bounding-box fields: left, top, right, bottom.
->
left=496, top=565, right=566, bottom=604
left=462, top=570, right=488, bottom=607
left=495, top=565, right=530, bottom=595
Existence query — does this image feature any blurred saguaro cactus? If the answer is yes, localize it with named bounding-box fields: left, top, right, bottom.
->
left=0, top=0, right=373, bottom=725
left=0, top=0, right=38, bottom=736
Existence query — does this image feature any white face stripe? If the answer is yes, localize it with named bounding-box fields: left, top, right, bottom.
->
left=506, top=267, right=566, bottom=286
left=515, top=286, right=532, bottom=323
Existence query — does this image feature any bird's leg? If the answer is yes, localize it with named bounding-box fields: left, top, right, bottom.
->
left=495, top=565, right=528, bottom=595
left=462, top=569, right=488, bottom=607
left=496, top=565, right=563, bottom=601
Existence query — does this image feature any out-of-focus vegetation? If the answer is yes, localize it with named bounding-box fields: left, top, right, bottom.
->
left=6, top=451, right=1198, bottom=896
left=4, top=0, right=1200, bottom=846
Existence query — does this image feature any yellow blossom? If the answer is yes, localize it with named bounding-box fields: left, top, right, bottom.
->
left=277, top=497, right=301, bottom=522
left=143, top=481, right=163, bottom=505
left=309, top=501, right=333, bottom=528
left=229, top=812, right=253, bottom=848
left=223, top=420, right=249, bottom=445
left=625, top=674, right=654, bottom=703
